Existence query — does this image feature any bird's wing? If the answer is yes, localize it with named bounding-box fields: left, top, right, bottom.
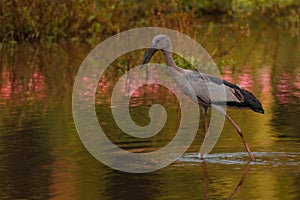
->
left=183, top=71, right=245, bottom=104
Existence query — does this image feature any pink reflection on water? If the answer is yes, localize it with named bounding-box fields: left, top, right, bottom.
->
left=259, top=66, right=272, bottom=94
left=95, top=70, right=178, bottom=107
left=294, top=69, right=300, bottom=99
left=276, top=73, right=292, bottom=105
left=222, top=66, right=233, bottom=83
left=0, top=70, right=12, bottom=99
left=95, top=74, right=114, bottom=105
left=222, top=66, right=255, bottom=91
left=0, top=68, right=45, bottom=103
left=28, top=70, right=46, bottom=100
left=237, top=67, right=253, bottom=91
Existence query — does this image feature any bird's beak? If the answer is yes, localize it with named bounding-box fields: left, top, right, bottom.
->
left=140, top=46, right=158, bottom=69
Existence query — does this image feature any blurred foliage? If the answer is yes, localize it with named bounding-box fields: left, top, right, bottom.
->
left=0, top=0, right=299, bottom=44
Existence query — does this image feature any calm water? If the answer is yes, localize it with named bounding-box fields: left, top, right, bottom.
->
left=0, top=26, right=299, bottom=200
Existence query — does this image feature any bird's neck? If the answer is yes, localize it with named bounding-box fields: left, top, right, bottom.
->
left=163, top=50, right=184, bottom=73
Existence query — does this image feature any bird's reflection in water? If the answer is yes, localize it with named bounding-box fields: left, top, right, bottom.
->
left=201, top=162, right=251, bottom=200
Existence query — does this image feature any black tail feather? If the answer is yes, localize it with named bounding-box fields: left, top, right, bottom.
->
left=216, top=79, right=264, bottom=114
left=227, top=88, right=264, bottom=114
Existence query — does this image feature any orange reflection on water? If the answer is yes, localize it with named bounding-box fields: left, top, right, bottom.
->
left=49, top=160, right=78, bottom=200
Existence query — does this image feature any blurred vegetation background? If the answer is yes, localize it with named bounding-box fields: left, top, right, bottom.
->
left=0, top=0, right=299, bottom=45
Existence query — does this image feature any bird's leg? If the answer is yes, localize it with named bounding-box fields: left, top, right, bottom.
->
left=199, top=107, right=209, bottom=159
left=203, top=107, right=209, bottom=133
left=225, top=114, right=255, bottom=161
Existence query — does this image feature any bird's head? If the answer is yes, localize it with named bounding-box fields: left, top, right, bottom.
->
left=140, top=34, right=172, bottom=68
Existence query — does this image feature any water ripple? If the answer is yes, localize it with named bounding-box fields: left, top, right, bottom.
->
left=178, top=152, right=300, bottom=166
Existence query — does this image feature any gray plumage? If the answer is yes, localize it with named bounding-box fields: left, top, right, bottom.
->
left=141, top=34, right=264, bottom=161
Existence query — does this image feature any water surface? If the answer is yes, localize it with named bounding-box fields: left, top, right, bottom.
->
left=0, top=26, right=299, bottom=199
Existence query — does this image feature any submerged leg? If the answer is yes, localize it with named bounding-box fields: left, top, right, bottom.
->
left=225, top=114, right=255, bottom=161
left=199, top=107, right=209, bottom=159
left=202, top=162, right=209, bottom=200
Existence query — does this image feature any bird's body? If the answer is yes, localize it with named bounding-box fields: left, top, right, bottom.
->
left=171, top=68, right=264, bottom=113
left=141, top=34, right=264, bottom=161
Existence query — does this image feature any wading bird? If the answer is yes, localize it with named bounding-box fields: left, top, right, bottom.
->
left=140, top=34, right=264, bottom=161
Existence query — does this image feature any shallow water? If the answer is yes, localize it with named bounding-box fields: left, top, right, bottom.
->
left=0, top=26, right=299, bottom=199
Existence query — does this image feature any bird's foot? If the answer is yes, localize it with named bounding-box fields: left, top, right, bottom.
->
left=198, top=153, right=205, bottom=160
